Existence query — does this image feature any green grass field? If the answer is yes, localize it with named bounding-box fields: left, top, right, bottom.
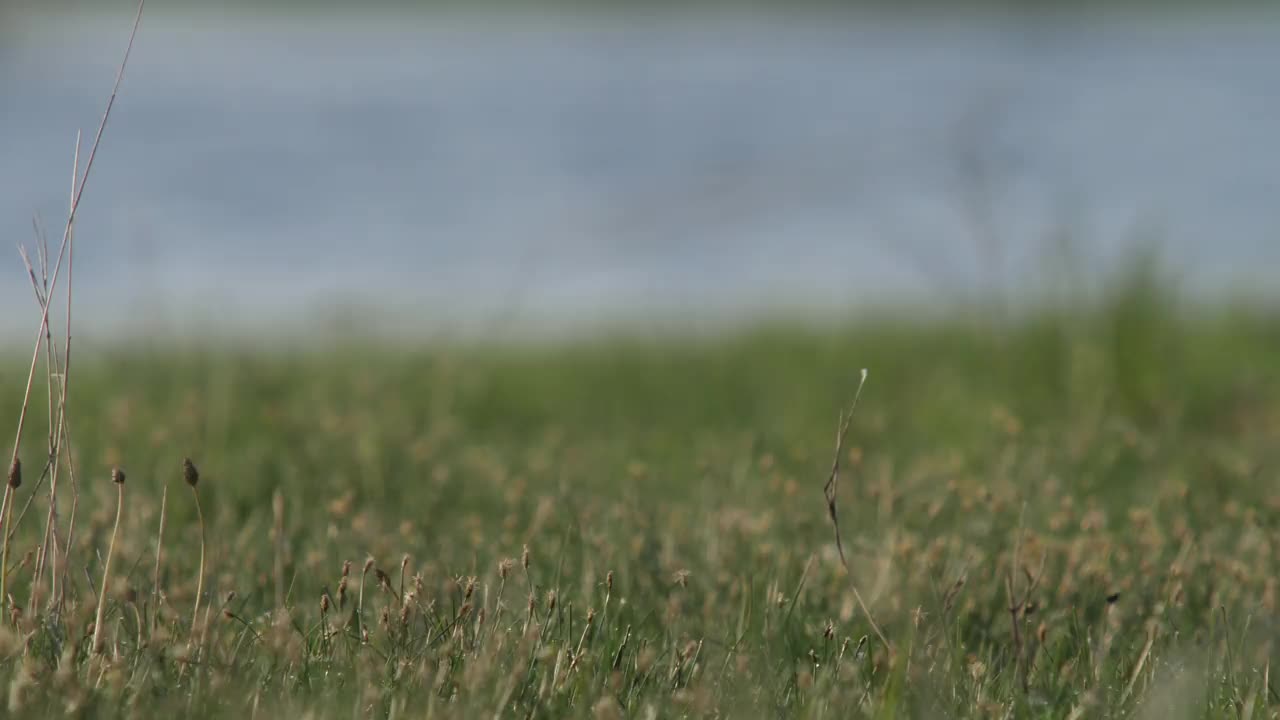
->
left=0, top=276, right=1278, bottom=718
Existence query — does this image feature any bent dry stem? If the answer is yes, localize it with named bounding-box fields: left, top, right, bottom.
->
left=92, top=467, right=125, bottom=654
left=822, top=369, right=891, bottom=656
left=185, top=458, right=207, bottom=643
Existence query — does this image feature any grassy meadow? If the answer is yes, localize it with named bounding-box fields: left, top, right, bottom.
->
left=0, top=272, right=1278, bottom=718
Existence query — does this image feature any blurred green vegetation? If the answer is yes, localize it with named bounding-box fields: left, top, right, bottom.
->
left=0, top=266, right=1277, bottom=716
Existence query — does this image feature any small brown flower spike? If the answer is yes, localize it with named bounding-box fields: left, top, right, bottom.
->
left=186, top=456, right=208, bottom=643
left=183, top=457, right=200, bottom=486
left=111, top=467, right=126, bottom=484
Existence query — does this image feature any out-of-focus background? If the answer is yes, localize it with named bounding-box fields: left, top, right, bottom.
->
left=3, top=1, right=1276, bottom=340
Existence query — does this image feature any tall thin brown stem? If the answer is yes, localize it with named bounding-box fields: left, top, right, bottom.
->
left=6, top=0, right=144, bottom=618
left=7, top=0, right=144, bottom=481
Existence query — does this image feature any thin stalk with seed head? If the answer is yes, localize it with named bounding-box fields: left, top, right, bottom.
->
left=358, top=556, right=373, bottom=640
left=0, top=460, right=20, bottom=612
left=184, top=458, right=206, bottom=640
left=92, top=467, right=125, bottom=654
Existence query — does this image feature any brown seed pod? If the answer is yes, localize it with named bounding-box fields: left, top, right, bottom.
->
left=7, top=458, right=20, bottom=489
left=111, top=467, right=126, bottom=484
left=182, top=458, right=199, bottom=486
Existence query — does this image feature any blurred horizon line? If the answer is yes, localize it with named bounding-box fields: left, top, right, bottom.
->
left=7, top=0, right=1280, bottom=18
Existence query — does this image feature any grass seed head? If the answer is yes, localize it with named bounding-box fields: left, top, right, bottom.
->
left=111, top=467, right=126, bottom=484
left=182, top=457, right=199, bottom=486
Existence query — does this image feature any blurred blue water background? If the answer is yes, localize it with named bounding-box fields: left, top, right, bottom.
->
left=2, top=8, right=1278, bottom=340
